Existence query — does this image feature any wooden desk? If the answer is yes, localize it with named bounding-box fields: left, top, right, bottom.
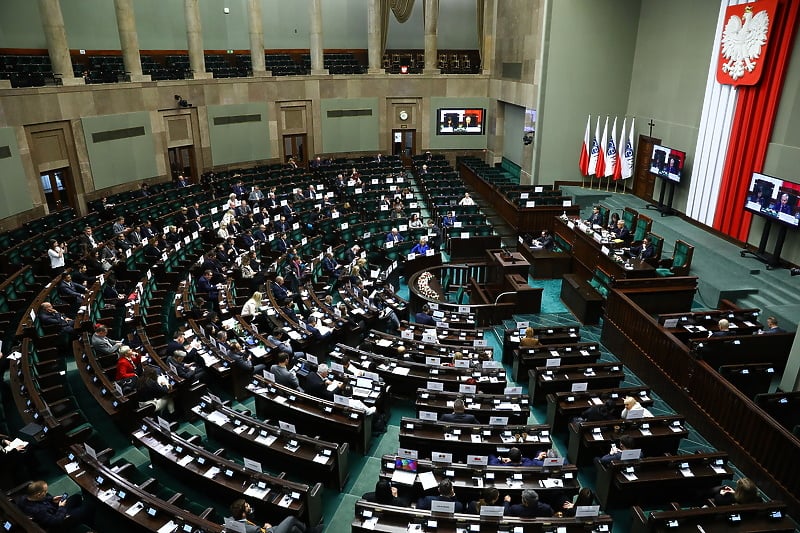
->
left=192, top=399, right=348, bottom=492
left=512, top=342, right=601, bottom=382
left=517, top=242, right=573, bottom=279
left=353, top=499, right=613, bottom=533
left=545, top=387, right=653, bottom=433
left=560, top=273, right=604, bottom=325
left=415, top=388, right=530, bottom=425
left=595, top=451, right=733, bottom=508
left=502, top=325, right=582, bottom=364
left=631, top=501, right=795, bottom=533
left=567, top=416, right=688, bottom=466
left=486, top=249, right=531, bottom=281
left=399, top=417, right=551, bottom=462
left=528, top=362, right=625, bottom=404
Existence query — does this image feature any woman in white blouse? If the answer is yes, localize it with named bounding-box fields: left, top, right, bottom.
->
left=48, top=240, right=65, bottom=271
left=241, top=291, right=262, bottom=318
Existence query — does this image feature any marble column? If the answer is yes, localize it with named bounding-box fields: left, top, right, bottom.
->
left=37, top=0, right=84, bottom=85
left=367, top=0, right=384, bottom=74
left=184, top=0, right=212, bottom=79
left=247, top=0, right=269, bottom=77
left=481, top=0, right=496, bottom=76
left=423, top=0, right=440, bottom=74
left=113, top=0, right=150, bottom=82
left=309, top=0, right=328, bottom=75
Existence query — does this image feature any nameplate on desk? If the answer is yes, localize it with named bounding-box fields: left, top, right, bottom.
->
left=575, top=505, right=601, bottom=518
left=480, top=505, right=505, bottom=518
left=430, top=500, right=456, bottom=514
left=459, top=384, right=476, bottom=394
left=422, top=333, right=437, bottom=343
left=467, top=455, right=488, bottom=466
left=546, top=358, right=561, bottom=367
left=563, top=200, right=572, bottom=207
left=419, top=410, right=438, bottom=421
left=620, top=449, right=641, bottom=460
left=504, top=386, right=522, bottom=395
left=243, top=457, right=263, bottom=473
left=279, top=421, right=296, bottom=433
left=401, top=329, right=414, bottom=340
left=455, top=359, right=470, bottom=368
left=432, top=451, right=452, bottom=464
left=426, top=356, right=441, bottom=366
left=526, top=201, right=536, bottom=208
left=454, top=221, right=463, bottom=228
left=515, top=321, right=529, bottom=329
left=333, top=394, right=350, bottom=407
left=397, top=447, right=418, bottom=459
left=543, top=457, right=564, bottom=467
left=571, top=382, right=588, bottom=392
left=461, top=232, right=470, bottom=239
left=427, top=381, right=444, bottom=391
left=331, top=362, right=344, bottom=373
left=489, top=416, right=508, bottom=426
left=473, top=339, right=488, bottom=348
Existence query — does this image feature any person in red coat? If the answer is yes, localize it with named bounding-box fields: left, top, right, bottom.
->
left=115, top=345, right=142, bottom=381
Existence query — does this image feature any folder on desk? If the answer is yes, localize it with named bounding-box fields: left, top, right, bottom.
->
left=391, top=468, right=417, bottom=485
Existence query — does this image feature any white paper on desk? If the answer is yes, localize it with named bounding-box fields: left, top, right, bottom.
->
left=234, top=425, right=248, bottom=435
left=525, top=434, right=539, bottom=442
left=362, top=517, right=379, bottom=530
left=712, top=466, right=727, bottom=474
left=274, top=396, right=288, bottom=404
left=497, top=402, right=514, bottom=411
left=376, top=338, right=393, bottom=347
left=592, top=433, right=604, bottom=441
left=64, top=461, right=80, bottom=473
left=313, top=453, right=330, bottom=464
left=327, top=380, right=341, bottom=392
left=98, top=489, right=116, bottom=503
left=200, top=352, right=220, bottom=367
left=206, top=411, right=229, bottom=426
left=542, top=375, right=553, bottom=381
left=158, top=520, right=178, bottom=533
left=679, top=468, right=694, bottom=477
left=244, top=484, right=270, bottom=499
left=255, top=434, right=277, bottom=446
left=639, top=429, right=652, bottom=436
left=203, top=466, right=220, bottom=478
left=392, top=366, right=410, bottom=376
left=287, top=330, right=303, bottom=340
left=413, top=470, right=437, bottom=491
left=177, top=455, right=194, bottom=467
left=506, top=479, right=523, bottom=489
left=623, top=472, right=638, bottom=481
left=278, top=495, right=293, bottom=508
left=471, top=434, right=482, bottom=443
left=669, top=425, right=683, bottom=432
left=250, top=345, right=267, bottom=358
left=590, top=397, right=602, bottom=405
left=391, top=469, right=417, bottom=485
left=125, top=502, right=144, bottom=516
left=541, top=478, right=563, bottom=488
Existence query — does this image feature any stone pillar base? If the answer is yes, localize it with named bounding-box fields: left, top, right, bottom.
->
left=310, top=68, right=329, bottom=76
left=367, top=68, right=385, bottom=75
left=251, top=70, right=272, bottom=78
left=0, top=80, right=11, bottom=89
left=128, top=74, right=152, bottom=82
left=60, top=76, right=86, bottom=86
left=190, top=72, right=214, bottom=80
left=423, top=68, right=441, bottom=75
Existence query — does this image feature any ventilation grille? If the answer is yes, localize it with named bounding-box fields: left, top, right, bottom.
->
left=326, top=109, right=373, bottom=118
left=92, top=126, right=146, bottom=143
left=0, top=146, right=10, bottom=159
left=213, top=114, right=262, bottom=126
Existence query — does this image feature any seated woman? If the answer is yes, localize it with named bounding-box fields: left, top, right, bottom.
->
left=559, top=487, right=596, bottom=517
left=519, top=327, right=540, bottom=348
left=711, top=478, right=760, bottom=506
left=466, top=486, right=500, bottom=514
left=408, top=213, right=424, bottom=228
left=410, top=236, right=430, bottom=256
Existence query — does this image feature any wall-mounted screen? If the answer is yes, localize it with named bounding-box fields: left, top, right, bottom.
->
left=745, top=172, right=800, bottom=227
left=436, top=108, right=485, bottom=135
left=649, top=144, right=686, bottom=184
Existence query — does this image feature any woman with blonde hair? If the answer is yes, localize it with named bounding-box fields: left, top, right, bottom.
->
left=241, top=291, right=262, bottom=318
left=520, top=327, right=540, bottom=348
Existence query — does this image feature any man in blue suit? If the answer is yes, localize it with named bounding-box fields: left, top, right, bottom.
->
left=385, top=228, right=404, bottom=243
left=416, top=479, right=464, bottom=512
left=271, top=276, right=291, bottom=303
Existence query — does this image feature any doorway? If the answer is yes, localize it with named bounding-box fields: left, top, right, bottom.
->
left=283, top=134, right=307, bottom=166
left=40, top=168, right=76, bottom=211
left=392, top=129, right=416, bottom=167
left=168, top=146, right=196, bottom=182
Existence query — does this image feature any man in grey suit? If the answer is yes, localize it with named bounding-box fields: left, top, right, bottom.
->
left=91, top=325, right=122, bottom=357
left=269, top=351, right=301, bottom=391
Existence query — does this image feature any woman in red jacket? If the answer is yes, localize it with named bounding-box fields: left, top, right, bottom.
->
left=115, top=345, right=142, bottom=381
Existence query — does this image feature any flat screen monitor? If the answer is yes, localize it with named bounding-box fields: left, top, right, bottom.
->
left=436, top=108, right=485, bottom=135
left=649, top=144, right=686, bottom=183
left=744, top=172, right=800, bottom=227
left=395, top=457, right=418, bottom=472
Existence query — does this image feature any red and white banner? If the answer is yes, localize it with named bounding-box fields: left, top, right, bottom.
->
left=588, top=116, right=600, bottom=176
left=595, top=116, right=608, bottom=178
left=717, top=0, right=778, bottom=86
left=579, top=116, right=591, bottom=176
left=621, top=117, right=634, bottom=180
left=605, top=117, right=618, bottom=178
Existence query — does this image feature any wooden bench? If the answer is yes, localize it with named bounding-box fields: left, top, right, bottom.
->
left=560, top=273, right=603, bottom=324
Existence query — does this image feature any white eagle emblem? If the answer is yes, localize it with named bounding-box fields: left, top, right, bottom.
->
left=720, top=6, right=770, bottom=80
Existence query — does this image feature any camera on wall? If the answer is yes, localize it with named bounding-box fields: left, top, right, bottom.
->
left=523, top=131, right=534, bottom=145
left=174, top=94, right=192, bottom=108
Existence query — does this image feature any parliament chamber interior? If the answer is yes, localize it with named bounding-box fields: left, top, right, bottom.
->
left=1, top=1, right=800, bottom=532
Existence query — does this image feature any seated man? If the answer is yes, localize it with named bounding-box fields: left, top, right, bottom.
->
left=57, top=273, right=87, bottom=311
left=503, top=489, right=553, bottom=518
left=303, top=363, right=340, bottom=400
left=321, top=252, right=341, bottom=279
left=599, top=434, right=636, bottom=465
left=166, top=350, right=206, bottom=383
left=38, top=302, right=75, bottom=334
left=385, top=227, right=404, bottom=244
left=711, top=318, right=734, bottom=337
left=271, top=276, right=292, bottom=304
left=458, top=192, right=476, bottom=206
left=269, top=351, right=301, bottom=390
left=228, top=498, right=321, bottom=533
left=586, top=206, right=604, bottom=227
left=489, top=447, right=547, bottom=467
left=534, top=230, right=554, bottom=251
left=762, top=316, right=786, bottom=334
left=416, top=479, right=464, bottom=512
left=166, top=330, right=205, bottom=368
left=16, top=480, right=94, bottom=530
left=196, top=270, right=219, bottom=308
left=415, top=304, right=437, bottom=326
left=612, top=220, right=631, bottom=242
left=439, top=399, right=479, bottom=424
left=627, top=237, right=655, bottom=260
left=442, top=211, right=457, bottom=228
left=91, top=324, right=123, bottom=357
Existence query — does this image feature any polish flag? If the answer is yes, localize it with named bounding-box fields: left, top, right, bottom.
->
left=579, top=116, right=591, bottom=176
left=588, top=116, right=601, bottom=176
left=622, top=117, right=635, bottom=179
left=595, top=116, right=608, bottom=178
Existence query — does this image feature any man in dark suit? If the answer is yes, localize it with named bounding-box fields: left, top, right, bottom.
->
left=612, top=220, right=630, bottom=242
left=628, top=237, right=655, bottom=260
left=232, top=180, right=246, bottom=199
left=196, top=270, right=219, bottom=307
left=385, top=228, right=404, bottom=243
left=272, top=276, right=291, bottom=304
left=586, top=206, right=604, bottom=226
left=535, top=230, right=554, bottom=251
left=273, top=233, right=289, bottom=253
left=303, top=363, right=339, bottom=400
left=57, top=273, right=86, bottom=310
left=415, top=304, right=436, bottom=326
left=762, top=316, right=786, bottom=334
left=166, top=330, right=204, bottom=367
left=321, top=252, right=341, bottom=278
left=439, top=399, right=479, bottom=424
left=416, top=479, right=464, bottom=512
left=269, top=352, right=300, bottom=390
left=710, top=318, right=734, bottom=337
left=38, top=302, right=74, bottom=334
left=503, top=489, right=553, bottom=517
left=305, top=316, right=330, bottom=341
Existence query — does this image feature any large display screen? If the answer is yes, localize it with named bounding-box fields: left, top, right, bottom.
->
left=745, top=172, right=800, bottom=227
left=436, top=108, right=485, bottom=135
left=649, top=144, right=686, bottom=184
